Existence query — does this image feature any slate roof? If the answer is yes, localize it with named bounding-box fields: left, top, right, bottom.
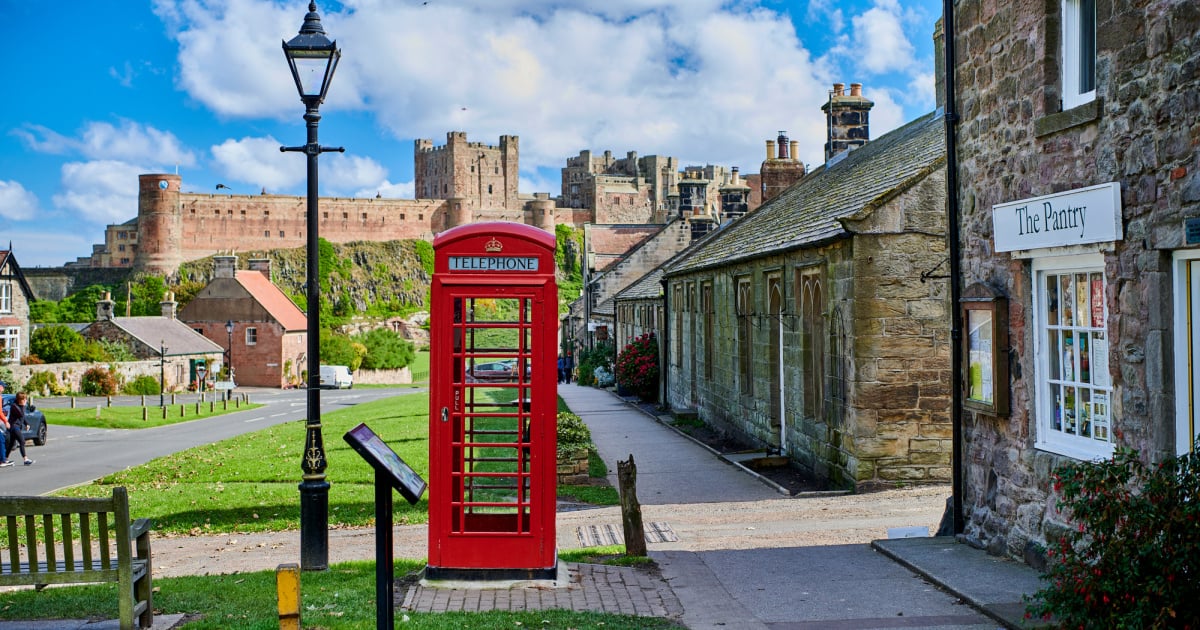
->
left=614, top=265, right=665, bottom=301
left=665, top=112, right=945, bottom=275
left=0, top=251, right=36, bottom=302
left=104, top=317, right=224, bottom=356
left=236, top=270, right=307, bottom=331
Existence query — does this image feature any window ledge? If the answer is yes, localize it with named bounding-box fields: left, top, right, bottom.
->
left=1034, top=99, right=1100, bottom=138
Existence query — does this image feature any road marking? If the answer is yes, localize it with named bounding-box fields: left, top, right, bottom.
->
left=245, top=417, right=267, bottom=423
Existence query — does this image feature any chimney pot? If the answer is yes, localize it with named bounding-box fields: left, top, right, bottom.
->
left=833, top=82, right=845, bottom=96
left=850, top=83, right=862, bottom=97
left=790, top=141, right=799, bottom=162
left=766, top=140, right=776, bottom=161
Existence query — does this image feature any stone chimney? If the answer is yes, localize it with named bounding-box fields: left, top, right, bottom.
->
left=759, top=130, right=806, bottom=204
left=214, top=255, right=237, bottom=279
left=96, top=291, right=115, bottom=321
left=248, top=258, right=271, bottom=281
left=720, top=167, right=752, bottom=223
left=822, top=82, right=874, bottom=162
left=933, top=18, right=945, bottom=110
left=160, top=291, right=177, bottom=320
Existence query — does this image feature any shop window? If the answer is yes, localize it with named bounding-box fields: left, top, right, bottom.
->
left=1034, top=254, right=1113, bottom=459
left=1061, top=0, right=1096, bottom=109
left=245, top=328, right=258, bottom=346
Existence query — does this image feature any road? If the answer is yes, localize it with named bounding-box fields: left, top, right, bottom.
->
left=10, top=387, right=425, bottom=496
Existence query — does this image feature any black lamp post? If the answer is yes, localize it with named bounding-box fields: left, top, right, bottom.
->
left=281, top=0, right=342, bottom=572
left=225, top=320, right=234, bottom=400
left=159, top=341, right=168, bottom=408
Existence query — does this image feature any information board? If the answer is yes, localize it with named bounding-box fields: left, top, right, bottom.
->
left=343, top=423, right=426, bottom=505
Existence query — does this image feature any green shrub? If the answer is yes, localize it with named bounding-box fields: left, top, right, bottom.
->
left=1025, top=445, right=1200, bottom=627
left=575, top=342, right=614, bottom=388
left=556, top=412, right=592, bottom=456
left=614, top=333, right=659, bottom=401
left=80, top=367, right=119, bottom=396
left=25, top=371, right=65, bottom=396
left=355, top=328, right=415, bottom=370
left=124, top=375, right=161, bottom=395
left=30, top=325, right=86, bottom=363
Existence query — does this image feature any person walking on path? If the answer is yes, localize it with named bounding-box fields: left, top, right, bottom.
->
left=0, top=381, right=11, bottom=467
left=6, top=392, right=34, bottom=466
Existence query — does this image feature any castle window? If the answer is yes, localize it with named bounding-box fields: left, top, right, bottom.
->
left=118, top=245, right=126, bottom=252
left=1062, top=0, right=1096, bottom=109
left=279, top=230, right=284, bottom=238
left=323, top=212, right=329, bottom=219
left=443, top=184, right=447, bottom=194
left=343, top=212, right=348, bottom=219
left=264, top=211, right=269, bottom=217
left=419, top=214, right=424, bottom=221
left=120, top=258, right=130, bottom=264
left=227, top=209, right=232, bottom=215
left=264, top=231, right=270, bottom=237
left=214, top=209, right=220, bottom=215
left=241, top=210, right=246, bottom=216
left=362, top=213, right=367, bottom=220
left=470, top=165, right=475, bottom=173
left=488, top=184, right=493, bottom=194
left=400, top=214, right=406, bottom=221
left=494, top=167, right=499, bottom=175
left=245, top=328, right=258, bottom=346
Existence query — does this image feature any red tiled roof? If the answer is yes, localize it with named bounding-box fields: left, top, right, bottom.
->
left=235, top=271, right=307, bottom=331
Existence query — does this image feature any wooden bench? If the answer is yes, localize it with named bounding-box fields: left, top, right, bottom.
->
left=0, top=487, right=153, bottom=630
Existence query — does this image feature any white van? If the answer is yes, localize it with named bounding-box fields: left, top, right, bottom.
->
left=319, top=365, right=353, bottom=389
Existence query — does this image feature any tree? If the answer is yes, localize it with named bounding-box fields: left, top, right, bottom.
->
left=355, top=328, right=415, bottom=370
left=319, top=330, right=366, bottom=371
left=30, top=325, right=86, bottom=363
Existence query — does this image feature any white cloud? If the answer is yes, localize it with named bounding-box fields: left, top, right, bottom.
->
left=324, top=154, right=389, bottom=195
left=860, top=87, right=906, bottom=137
left=0, top=181, right=40, bottom=221
left=80, top=121, right=197, bottom=167
left=5, top=228, right=94, bottom=268
left=851, top=0, right=917, bottom=74
left=13, top=121, right=195, bottom=169
left=355, top=180, right=414, bottom=199
left=211, top=136, right=303, bottom=191
left=52, top=161, right=147, bottom=224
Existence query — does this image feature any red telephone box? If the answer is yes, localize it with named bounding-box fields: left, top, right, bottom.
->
left=427, top=222, right=558, bottom=580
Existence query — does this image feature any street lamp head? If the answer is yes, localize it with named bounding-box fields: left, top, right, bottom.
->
left=226, top=320, right=234, bottom=335
left=282, top=1, right=340, bottom=105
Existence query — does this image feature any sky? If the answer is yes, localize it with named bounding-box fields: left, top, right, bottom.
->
left=2, top=0, right=943, bottom=268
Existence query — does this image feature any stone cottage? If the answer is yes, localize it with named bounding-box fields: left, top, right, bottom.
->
left=179, top=256, right=307, bottom=388
left=948, top=0, right=1200, bottom=562
left=662, top=101, right=950, bottom=490
left=0, top=250, right=36, bottom=363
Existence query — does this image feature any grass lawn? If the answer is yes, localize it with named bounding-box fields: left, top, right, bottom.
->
left=45, top=401, right=263, bottom=430
left=0, top=559, right=680, bottom=629
left=57, top=391, right=615, bottom=535
left=1, top=392, right=646, bottom=628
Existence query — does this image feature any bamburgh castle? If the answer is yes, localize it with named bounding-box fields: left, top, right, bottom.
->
left=78, top=130, right=783, bottom=275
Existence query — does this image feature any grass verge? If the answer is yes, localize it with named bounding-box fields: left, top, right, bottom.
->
left=0, top=559, right=680, bottom=629
left=45, top=402, right=263, bottom=430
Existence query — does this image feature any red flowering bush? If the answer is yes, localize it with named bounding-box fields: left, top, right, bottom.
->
left=614, top=333, right=659, bottom=402
left=1025, top=446, right=1200, bottom=628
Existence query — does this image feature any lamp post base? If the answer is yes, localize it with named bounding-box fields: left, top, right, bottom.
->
left=299, top=479, right=330, bottom=571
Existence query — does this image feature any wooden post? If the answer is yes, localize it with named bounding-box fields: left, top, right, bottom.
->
left=71, top=396, right=76, bottom=409
left=617, top=455, right=646, bottom=557
left=106, top=395, right=112, bottom=407
left=142, top=407, right=148, bottom=422
left=162, top=406, right=167, bottom=419
left=179, top=404, right=185, bottom=417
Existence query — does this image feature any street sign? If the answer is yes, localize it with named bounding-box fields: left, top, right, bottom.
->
left=214, top=381, right=236, bottom=390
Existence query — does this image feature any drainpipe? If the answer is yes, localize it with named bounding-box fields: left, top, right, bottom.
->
left=943, top=0, right=965, bottom=535
left=660, top=277, right=671, bottom=412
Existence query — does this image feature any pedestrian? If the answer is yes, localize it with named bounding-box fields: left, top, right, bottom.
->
left=0, top=381, right=10, bottom=467
left=557, top=355, right=566, bottom=384
left=6, top=392, right=33, bottom=466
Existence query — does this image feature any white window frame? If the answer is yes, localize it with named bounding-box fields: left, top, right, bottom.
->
left=1171, top=250, right=1200, bottom=456
left=0, top=327, right=18, bottom=363
left=1032, top=253, right=1114, bottom=460
left=245, top=327, right=258, bottom=346
left=0, top=282, right=11, bottom=313
left=1062, top=0, right=1097, bottom=110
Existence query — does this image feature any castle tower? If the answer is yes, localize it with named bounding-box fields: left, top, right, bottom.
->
left=529, top=195, right=556, bottom=233
left=822, top=82, right=874, bottom=162
left=413, top=132, right=520, bottom=216
left=759, top=131, right=806, bottom=204
left=444, top=197, right=472, bottom=230
left=133, top=174, right=183, bottom=276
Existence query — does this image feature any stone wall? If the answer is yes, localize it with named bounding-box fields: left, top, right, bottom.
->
left=11, top=359, right=195, bottom=394
left=952, top=0, right=1200, bottom=561
left=351, top=367, right=414, bottom=385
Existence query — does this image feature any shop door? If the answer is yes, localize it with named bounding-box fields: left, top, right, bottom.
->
left=1174, top=257, right=1200, bottom=456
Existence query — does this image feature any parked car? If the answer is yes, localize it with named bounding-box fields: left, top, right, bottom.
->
left=319, top=365, right=354, bottom=389
left=469, top=361, right=518, bottom=382
left=3, top=394, right=47, bottom=446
